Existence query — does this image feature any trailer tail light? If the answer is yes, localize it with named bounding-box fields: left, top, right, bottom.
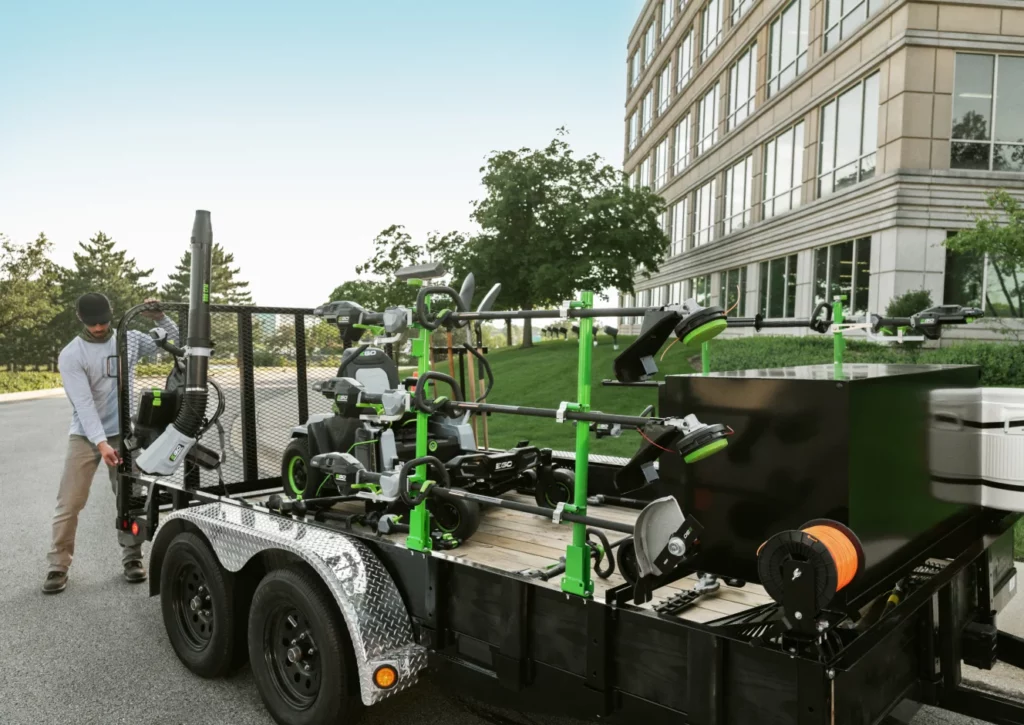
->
left=373, top=665, right=397, bottom=689
left=131, top=521, right=140, bottom=536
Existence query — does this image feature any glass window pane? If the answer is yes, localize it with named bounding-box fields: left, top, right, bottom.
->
left=777, top=128, right=794, bottom=193
left=985, top=256, right=1024, bottom=318
left=829, top=240, right=854, bottom=309
left=759, top=262, right=769, bottom=316
left=951, top=142, right=991, bottom=170
left=814, top=247, right=828, bottom=308
left=769, top=258, right=786, bottom=318
left=820, top=101, right=837, bottom=174
left=785, top=255, right=798, bottom=317
left=994, top=145, right=1024, bottom=172
left=835, top=86, right=861, bottom=167
left=952, top=54, right=994, bottom=141
left=862, top=73, right=879, bottom=155
left=943, top=246, right=984, bottom=309
left=854, top=237, right=871, bottom=317
left=739, top=266, right=747, bottom=317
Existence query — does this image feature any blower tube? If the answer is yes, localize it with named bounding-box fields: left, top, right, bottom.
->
left=137, top=210, right=214, bottom=475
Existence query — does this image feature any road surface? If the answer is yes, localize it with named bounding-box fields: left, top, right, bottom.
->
left=0, top=396, right=1020, bottom=725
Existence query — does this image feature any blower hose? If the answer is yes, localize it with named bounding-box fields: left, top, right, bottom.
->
left=756, top=519, right=864, bottom=614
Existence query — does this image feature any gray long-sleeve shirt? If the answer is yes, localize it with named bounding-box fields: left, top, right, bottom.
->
left=59, top=316, right=180, bottom=445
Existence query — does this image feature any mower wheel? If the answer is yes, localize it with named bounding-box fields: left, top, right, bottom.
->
left=534, top=467, right=575, bottom=509
left=281, top=438, right=312, bottom=499
left=428, top=497, right=482, bottom=541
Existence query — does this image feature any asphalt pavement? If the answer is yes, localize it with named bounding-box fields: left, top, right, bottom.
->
left=1, top=397, right=1021, bottom=725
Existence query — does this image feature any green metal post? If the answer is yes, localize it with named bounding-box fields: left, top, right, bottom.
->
left=406, top=284, right=432, bottom=552
left=832, top=297, right=845, bottom=378
left=701, top=341, right=710, bottom=375
left=562, top=291, right=595, bottom=598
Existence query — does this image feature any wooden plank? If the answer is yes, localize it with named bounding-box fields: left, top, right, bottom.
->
left=472, top=531, right=566, bottom=559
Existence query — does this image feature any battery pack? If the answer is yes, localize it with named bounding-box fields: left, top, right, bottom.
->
left=929, top=387, right=1024, bottom=511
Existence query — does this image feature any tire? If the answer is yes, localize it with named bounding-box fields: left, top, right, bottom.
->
left=248, top=567, right=362, bottom=725
left=534, top=467, right=575, bottom=509
left=160, top=532, right=247, bottom=677
left=617, top=539, right=639, bottom=586
left=282, top=437, right=311, bottom=499
left=428, top=497, right=482, bottom=541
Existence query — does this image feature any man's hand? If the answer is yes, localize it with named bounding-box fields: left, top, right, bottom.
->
left=140, top=298, right=166, bottom=321
left=98, top=441, right=121, bottom=467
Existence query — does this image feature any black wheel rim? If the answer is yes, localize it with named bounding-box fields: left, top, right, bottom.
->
left=171, top=561, right=214, bottom=650
left=263, top=605, right=321, bottom=709
left=431, top=502, right=461, bottom=533
left=545, top=482, right=572, bottom=507
left=287, top=455, right=307, bottom=496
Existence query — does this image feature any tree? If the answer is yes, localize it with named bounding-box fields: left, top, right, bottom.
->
left=57, top=232, right=157, bottom=341
left=946, top=189, right=1024, bottom=322
left=0, top=233, right=63, bottom=369
left=162, top=242, right=252, bottom=305
left=466, top=128, right=668, bottom=347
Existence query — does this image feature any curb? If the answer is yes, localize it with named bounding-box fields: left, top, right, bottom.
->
left=0, top=388, right=66, bottom=404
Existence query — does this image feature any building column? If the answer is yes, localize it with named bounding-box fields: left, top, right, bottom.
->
left=869, top=227, right=946, bottom=314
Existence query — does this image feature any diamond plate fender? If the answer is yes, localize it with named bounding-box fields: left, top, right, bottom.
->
left=155, top=502, right=427, bottom=706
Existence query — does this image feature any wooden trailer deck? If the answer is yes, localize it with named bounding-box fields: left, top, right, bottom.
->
left=330, top=492, right=772, bottom=623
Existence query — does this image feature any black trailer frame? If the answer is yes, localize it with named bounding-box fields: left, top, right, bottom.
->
left=115, top=303, right=1024, bottom=725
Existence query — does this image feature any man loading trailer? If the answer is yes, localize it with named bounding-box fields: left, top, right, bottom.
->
left=42, top=293, right=179, bottom=594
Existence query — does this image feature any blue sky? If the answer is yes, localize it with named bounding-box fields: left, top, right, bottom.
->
left=0, top=0, right=645, bottom=309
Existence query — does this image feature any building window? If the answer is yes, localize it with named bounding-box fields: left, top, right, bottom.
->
left=692, top=178, right=717, bottom=249
left=691, top=275, right=712, bottom=307
left=728, top=43, right=757, bottom=131
left=639, top=155, right=652, bottom=189
left=662, top=0, right=675, bottom=39
left=631, top=168, right=641, bottom=189
left=819, top=72, right=879, bottom=196
left=813, top=237, right=871, bottom=317
left=767, top=0, right=810, bottom=98
left=673, top=114, right=691, bottom=174
left=628, top=111, right=639, bottom=151
left=671, top=198, right=688, bottom=255
left=719, top=266, right=748, bottom=316
left=724, top=155, right=753, bottom=235
left=697, top=83, right=721, bottom=156
left=758, top=254, right=798, bottom=318
left=945, top=233, right=1024, bottom=318
left=700, top=0, right=723, bottom=63
left=645, top=23, right=657, bottom=67
left=641, top=90, right=654, bottom=136
left=677, top=29, right=694, bottom=92
left=654, top=138, right=670, bottom=188
left=824, top=0, right=880, bottom=52
left=620, top=291, right=631, bottom=326
left=951, top=54, right=1024, bottom=172
left=658, top=64, right=673, bottom=115
left=763, top=122, right=805, bottom=219
left=630, top=50, right=640, bottom=89
left=731, top=0, right=755, bottom=26
left=651, top=285, right=666, bottom=307
left=669, top=280, right=684, bottom=304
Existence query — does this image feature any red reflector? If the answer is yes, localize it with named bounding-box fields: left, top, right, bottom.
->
left=131, top=521, right=140, bottom=536
left=121, top=520, right=129, bottom=530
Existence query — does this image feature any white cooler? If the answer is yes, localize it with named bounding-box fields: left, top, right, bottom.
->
left=929, top=388, right=1024, bottom=511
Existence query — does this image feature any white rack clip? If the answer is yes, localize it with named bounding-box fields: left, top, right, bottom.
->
left=552, top=501, right=566, bottom=525
left=556, top=402, right=569, bottom=424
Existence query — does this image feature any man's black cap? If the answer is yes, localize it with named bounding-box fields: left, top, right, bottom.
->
left=77, top=293, right=112, bottom=325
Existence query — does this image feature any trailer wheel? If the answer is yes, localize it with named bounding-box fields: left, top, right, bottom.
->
left=248, top=567, right=361, bottom=725
left=282, top=437, right=311, bottom=499
left=428, top=497, right=481, bottom=541
left=534, top=467, right=574, bottom=509
left=160, top=532, right=245, bottom=677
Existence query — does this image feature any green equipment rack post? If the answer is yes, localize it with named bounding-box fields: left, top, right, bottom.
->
left=832, top=296, right=845, bottom=377
left=562, top=291, right=595, bottom=598
left=406, top=280, right=433, bottom=552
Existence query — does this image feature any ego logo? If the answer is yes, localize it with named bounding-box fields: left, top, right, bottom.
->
left=495, top=460, right=514, bottom=470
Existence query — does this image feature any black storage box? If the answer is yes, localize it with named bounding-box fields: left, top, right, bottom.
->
left=658, top=363, right=980, bottom=596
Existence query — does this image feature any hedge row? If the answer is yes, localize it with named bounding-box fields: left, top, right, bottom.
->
left=0, top=372, right=63, bottom=394
left=700, top=337, right=1024, bottom=386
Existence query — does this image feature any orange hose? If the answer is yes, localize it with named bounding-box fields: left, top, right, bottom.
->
left=803, top=524, right=859, bottom=592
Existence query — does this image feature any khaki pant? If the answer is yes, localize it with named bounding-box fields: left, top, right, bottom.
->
left=47, top=435, right=143, bottom=573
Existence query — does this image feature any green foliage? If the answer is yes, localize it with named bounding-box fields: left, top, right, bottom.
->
left=465, top=128, right=669, bottom=347
left=161, top=242, right=252, bottom=304
left=0, top=234, right=63, bottom=368
left=946, top=189, right=1024, bottom=319
left=0, top=372, right=63, bottom=394
left=886, top=289, right=934, bottom=318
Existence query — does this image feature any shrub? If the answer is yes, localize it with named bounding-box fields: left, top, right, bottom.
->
left=0, top=372, right=63, bottom=394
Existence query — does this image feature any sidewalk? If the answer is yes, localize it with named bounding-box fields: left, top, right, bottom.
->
left=0, top=387, right=65, bottom=404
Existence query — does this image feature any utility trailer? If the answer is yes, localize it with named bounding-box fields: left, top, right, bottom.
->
left=116, top=308, right=1024, bottom=725
left=114, top=211, right=1024, bottom=725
